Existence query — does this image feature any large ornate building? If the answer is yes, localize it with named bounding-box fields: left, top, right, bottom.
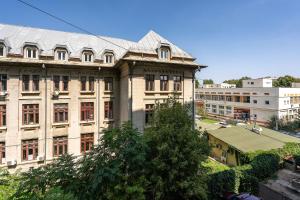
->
left=0, top=23, right=205, bottom=170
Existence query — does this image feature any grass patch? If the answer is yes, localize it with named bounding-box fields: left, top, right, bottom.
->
left=201, top=118, right=219, bottom=124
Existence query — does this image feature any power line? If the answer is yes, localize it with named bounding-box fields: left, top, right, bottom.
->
left=16, top=0, right=128, bottom=50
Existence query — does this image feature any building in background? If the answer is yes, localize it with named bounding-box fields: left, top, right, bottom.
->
left=201, top=83, right=236, bottom=88
left=0, top=23, right=206, bottom=170
left=196, top=78, right=300, bottom=124
left=292, top=82, right=300, bottom=88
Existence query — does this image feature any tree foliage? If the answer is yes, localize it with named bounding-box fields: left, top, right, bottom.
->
left=144, top=98, right=210, bottom=200
left=223, top=76, right=251, bottom=88
left=203, top=79, right=214, bottom=84
left=273, top=75, right=300, bottom=87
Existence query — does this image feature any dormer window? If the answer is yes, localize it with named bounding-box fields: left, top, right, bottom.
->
left=104, top=53, right=114, bottom=64
left=159, top=48, right=170, bottom=60
left=24, top=46, right=38, bottom=59
left=55, top=49, right=68, bottom=61
left=82, top=51, right=93, bottom=63
left=0, top=44, right=5, bottom=57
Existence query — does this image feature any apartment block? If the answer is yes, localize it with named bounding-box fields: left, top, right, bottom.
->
left=196, top=78, right=300, bottom=124
left=0, top=24, right=205, bottom=170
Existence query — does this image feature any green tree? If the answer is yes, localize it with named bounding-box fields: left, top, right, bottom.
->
left=223, top=76, right=251, bottom=88
left=144, top=98, right=210, bottom=200
left=273, top=75, right=299, bottom=87
left=203, top=79, right=214, bottom=84
left=195, top=79, right=200, bottom=88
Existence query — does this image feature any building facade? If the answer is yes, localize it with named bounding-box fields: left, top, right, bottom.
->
left=196, top=78, right=300, bottom=124
left=0, top=24, right=205, bottom=170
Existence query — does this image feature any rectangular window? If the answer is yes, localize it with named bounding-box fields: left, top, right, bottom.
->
left=0, top=74, right=7, bottom=92
left=81, top=76, right=86, bottom=91
left=54, top=103, right=68, bottom=123
left=57, top=51, right=66, bottom=61
left=84, top=53, right=92, bottom=62
left=145, top=75, right=155, bottom=91
left=89, top=76, right=94, bottom=91
left=145, top=104, right=154, bottom=124
left=0, top=105, right=6, bottom=127
left=22, top=104, right=39, bottom=125
left=173, top=76, right=181, bottom=91
left=0, top=142, right=5, bottom=163
left=81, top=102, right=94, bottom=121
left=160, top=75, right=168, bottom=91
left=105, top=54, right=113, bottom=64
left=253, top=100, right=258, bottom=104
left=22, top=75, right=30, bottom=91
left=265, top=100, right=270, bottom=105
left=53, top=136, right=68, bottom=157
left=104, top=101, right=113, bottom=119
left=32, top=75, right=39, bottom=91
left=0, top=46, right=3, bottom=56
left=62, top=76, right=69, bottom=91
left=104, top=77, right=113, bottom=91
left=22, top=139, right=38, bottom=161
left=53, top=76, right=60, bottom=91
left=81, top=133, right=94, bottom=153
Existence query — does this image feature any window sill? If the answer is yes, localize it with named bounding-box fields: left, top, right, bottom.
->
left=103, top=119, right=114, bottom=123
left=80, top=91, right=95, bottom=95
left=52, top=122, right=69, bottom=127
left=80, top=121, right=95, bottom=125
left=104, top=90, right=113, bottom=94
left=59, top=91, right=69, bottom=95
left=21, top=91, right=40, bottom=95
left=0, top=127, right=7, bottom=131
left=21, top=124, right=40, bottom=130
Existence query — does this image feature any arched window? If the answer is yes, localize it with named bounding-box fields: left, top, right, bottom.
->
left=159, top=47, right=170, bottom=60
left=24, top=46, right=38, bottom=59
left=0, top=44, right=5, bottom=57
left=55, top=48, right=68, bottom=61
left=82, top=51, right=94, bottom=63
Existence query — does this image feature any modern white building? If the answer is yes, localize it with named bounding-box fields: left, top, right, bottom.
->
left=201, top=83, right=236, bottom=88
left=196, top=78, right=300, bottom=124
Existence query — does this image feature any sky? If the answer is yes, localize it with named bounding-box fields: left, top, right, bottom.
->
left=0, top=0, right=300, bottom=83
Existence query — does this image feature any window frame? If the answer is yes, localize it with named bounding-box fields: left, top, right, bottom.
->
left=0, top=44, right=5, bottom=57
left=160, top=75, right=169, bottom=91
left=32, top=75, right=40, bottom=91
left=22, top=139, right=38, bottom=161
left=159, top=48, right=170, bottom=60
left=173, top=76, right=181, bottom=91
left=104, top=101, right=113, bottom=119
left=55, top=49, right=68, bottom=61
left=145, top=104, right=154, bottom=124
left=104, top=53, right=114, bottom=64
left=81, top=133, right=94, bottom=153
left=0, top=74, right=7, bottom=92
left=81, top=102, right=94, bottom=121
left=82, top=51, right=93, bottom=63
left=24, top=46, right=38, bottom=59
left=0, top=105, right=6, bottom=127
left=104, top=77, right=113, bottom=91
left=22, top=75, right=30, bottom=92
left=53, top=136, right=68, bottom=157
left=62, top=76, right=69, bottom=91
left=54, top=103, right=68, bottom=123
left=0, top=142, right=5, bottom=163
left=145, top=74, right=155, bottom=91
left=22, top=104, right=39, bottom=125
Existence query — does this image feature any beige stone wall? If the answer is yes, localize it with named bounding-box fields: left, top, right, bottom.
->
left=0, top=62, right=195, bottom=171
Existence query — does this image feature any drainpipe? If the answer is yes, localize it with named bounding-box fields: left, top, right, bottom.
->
left=97, top=67, right=101, bottom=143
left=42, top=63, right=47, bottom=164
left=129, top=61, right=135, bottom=124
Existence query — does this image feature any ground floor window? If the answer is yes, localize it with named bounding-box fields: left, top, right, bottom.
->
left=0, top=142, right=5, bottom=164
left=22, top=139, right=38, bottom=161
left=53, top=136, right=68, bottom=157
left=81, top=133, right=94, bottom=153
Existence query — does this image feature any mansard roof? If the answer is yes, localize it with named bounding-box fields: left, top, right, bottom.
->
left=0, top=23, right=195, bottom=62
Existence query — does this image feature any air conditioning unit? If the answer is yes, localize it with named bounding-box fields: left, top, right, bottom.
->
left=7, top=160, right=17, bottom=166
left=37, top=155, right=45, bottom=162
left=52, top=90, right=60, bottom=97
left=0, top=91, right=7, bottom=97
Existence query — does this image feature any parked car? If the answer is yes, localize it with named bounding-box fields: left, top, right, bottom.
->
left=223, top=192, right=262, bottom=200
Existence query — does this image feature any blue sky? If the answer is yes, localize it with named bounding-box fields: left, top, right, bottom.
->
left=1, top=0, right=300, bottom=83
